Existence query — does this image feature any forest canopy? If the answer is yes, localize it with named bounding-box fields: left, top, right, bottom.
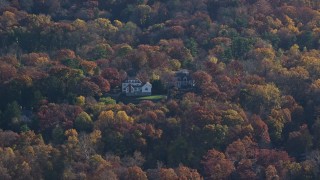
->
left=1, top=0, right=320, bottom=179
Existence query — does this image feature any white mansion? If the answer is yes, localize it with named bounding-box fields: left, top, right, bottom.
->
left=122, top=78, right=152, bottom=96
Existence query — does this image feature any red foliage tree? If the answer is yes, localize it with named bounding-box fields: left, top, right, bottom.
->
left=0, top=62, right=17, bottom=82
left=90, top=76, right=110, bottom=93
left=174, top=165, right=202, bottom=180
left=101, top=67, right=121, bottom=88
left=202, top=149, right=235, bottom=180
left=37, top=103, right=82, bottom=131
left=250, top=115, right=271, bottom=146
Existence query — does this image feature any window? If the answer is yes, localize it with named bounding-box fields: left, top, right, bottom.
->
left=183, top=77, right=188, bottom=85
left=145, top=88, right=148, bottom=91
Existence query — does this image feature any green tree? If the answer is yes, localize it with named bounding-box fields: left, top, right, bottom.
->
left=231, top=37, right=254, bottom=60
left=75, top=111, right=93, bottom=132
left=2, top=101, right=21, bottom=130
left=52, top=126, right=65, bottom=144
left=99, top=97, right=116, bottom=105
left=167, top=136, right=192, bottom=166
left=241, top=83, right=281, bottom=114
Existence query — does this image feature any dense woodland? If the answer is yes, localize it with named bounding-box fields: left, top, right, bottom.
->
left=2, top=0, right=320, bottom=179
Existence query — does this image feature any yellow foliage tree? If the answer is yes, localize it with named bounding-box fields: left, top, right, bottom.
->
left=222, top=109, right=245, bottom=126
left=75, top=96, right=85, bottom=106
left=99, top=110, right=114, bottom=122
left=115, top=111, right=133, bottom=123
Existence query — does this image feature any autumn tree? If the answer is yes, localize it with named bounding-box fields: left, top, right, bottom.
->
left=101, top=68, right=121, bottom=88
left=202, top=149, right=235, bottom=180
left=241, top=83, right=281, bottom=114
left=125, top=166, right=148, bottom=180
left=75, top=111, right=93, bottom=132
left=250, top=115, right=271, bottom=146
left=286, top=124, right=313, bottom=157
left=0, top=62, right=17, bottom=83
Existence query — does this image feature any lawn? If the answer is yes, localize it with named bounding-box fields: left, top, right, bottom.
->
left=136, top=95, right=167, bottom=100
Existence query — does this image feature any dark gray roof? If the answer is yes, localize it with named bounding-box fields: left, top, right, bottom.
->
left=123, top=78, right=142, bottom=83
left=175, top=69, right=192, bottom=79
left=176, top=69, right=190, bottom=74
left=124, top=84, right=143, bottom=89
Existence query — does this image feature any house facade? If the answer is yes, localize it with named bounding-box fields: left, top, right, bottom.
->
left=122, top=78, right=152, bottom=96
left=174, top=69, right=195, bottom=89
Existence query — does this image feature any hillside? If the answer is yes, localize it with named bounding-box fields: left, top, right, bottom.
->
left=1, top=0, right=320, bottom=179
